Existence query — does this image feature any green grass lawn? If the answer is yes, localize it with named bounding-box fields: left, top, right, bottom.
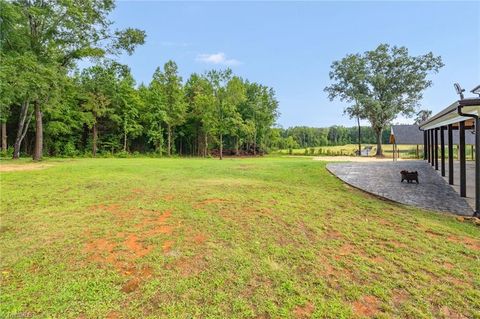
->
left=1, top=157, right=479, bottom=318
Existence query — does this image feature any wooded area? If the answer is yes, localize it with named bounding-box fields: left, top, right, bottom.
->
left=0, top=1, right=283, bottom=159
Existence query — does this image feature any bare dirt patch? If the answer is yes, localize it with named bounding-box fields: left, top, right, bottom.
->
left=352, top=295, right=380, bottom=317
left=168, top=254, right=208, bottom=277
left=293, top=302, right=314, bottom=318
left=0, top=163, right=52, bottom=172
left=447, top=235, right=480, bottom=251
left=438, top=306, right=468, bottom=319
left=392, top=289, right=409, bottom=308
left=163, top=194, right=175, bottom=201
left=84, top=207, right=174, bottom=293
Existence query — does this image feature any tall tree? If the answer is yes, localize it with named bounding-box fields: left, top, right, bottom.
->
left=3, top=0, right=145, bottom=160
left=79, top=63, right=121, bottom=156
left=158, top=61, right=186, bottom=156
left=111, top=73, right=143, bottom=152
left=325, top=44, right=443, bottom=156
left=184, top=73, right=214, bottom=156
left=325, top=54, right=368, bottom=156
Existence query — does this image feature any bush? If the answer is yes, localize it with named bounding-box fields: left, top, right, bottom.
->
left=63, top=141, right=78, bottom=157
left=115, top=151, right=129, bottom=158
left=309, top=148, right=315, bottom=156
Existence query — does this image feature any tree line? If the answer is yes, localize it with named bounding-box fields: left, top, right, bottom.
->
left=271, top=126, right=390, bottom=150
left=0, top=1, right=279, bottom=159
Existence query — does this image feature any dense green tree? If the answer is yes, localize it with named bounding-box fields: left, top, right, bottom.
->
left=1, top=0, right=145, bottom=160
left=326, top=44, right=443, bottom=156
left=156, top=61, right=186, bottom=156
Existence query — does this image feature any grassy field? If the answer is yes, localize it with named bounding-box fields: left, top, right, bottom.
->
left=1, top=157, right=479, bottom=318
left=275, top=144, right=476, bottom=160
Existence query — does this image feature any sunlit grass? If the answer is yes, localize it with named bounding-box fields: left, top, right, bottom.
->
left=1, top=157, right=479, bottom=318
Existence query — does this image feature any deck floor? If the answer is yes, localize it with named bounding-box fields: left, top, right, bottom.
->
left=327, top=160, right=473, bottom=216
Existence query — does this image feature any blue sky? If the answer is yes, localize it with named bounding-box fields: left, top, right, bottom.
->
left=111, top=1, right=479, bottom=128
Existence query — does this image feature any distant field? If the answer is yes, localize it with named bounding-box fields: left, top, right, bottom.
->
left=274, top=144, right=476, bottom=160
left=274, top=144, right=424, bottom=158
left=1, top=157, right=479, bottom=318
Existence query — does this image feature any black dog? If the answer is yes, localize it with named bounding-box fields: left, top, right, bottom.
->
left=400, top=170, right=419, bottom=184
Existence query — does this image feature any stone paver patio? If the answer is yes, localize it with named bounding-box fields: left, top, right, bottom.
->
left=327, top=160, right=473, bottom=216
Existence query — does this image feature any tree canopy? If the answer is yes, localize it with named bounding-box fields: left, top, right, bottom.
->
left=325, top=44, right=443, bottom=156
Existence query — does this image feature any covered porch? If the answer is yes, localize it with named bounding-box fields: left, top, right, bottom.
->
left=420, top=96, right=480, bottom=216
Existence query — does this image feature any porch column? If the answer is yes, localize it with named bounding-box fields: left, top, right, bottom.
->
left=448, top=124, right=454, bottom=185
left=427, top=130, right=431, bottom=163
left=475, top=117, right=480, bottom=216
left=459, top=121, right=466, bottom=197
left=431, top=130, right=435, bottom=167
left=440, top=126, right=445, bottom=176
left=423, top=131, right=427, bottom=160
left=434, top=128, right=439, bottom=170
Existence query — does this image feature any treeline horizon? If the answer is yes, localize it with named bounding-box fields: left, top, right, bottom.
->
left=275, top=125, right=390, bottom=150
left=2, top=60, right=280, bottom=158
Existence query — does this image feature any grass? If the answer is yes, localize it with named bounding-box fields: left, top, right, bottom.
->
left=1, top=157, right=479, bottom=318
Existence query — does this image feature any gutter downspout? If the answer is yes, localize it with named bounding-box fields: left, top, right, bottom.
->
left=457, top=105, right=479, bottom=217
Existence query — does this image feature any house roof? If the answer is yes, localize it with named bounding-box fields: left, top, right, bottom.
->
left=418, top=98, right=480, bottom=130
left=390, top=124, right=475, bottom=145
left=390, top=125, right=424, bottom=145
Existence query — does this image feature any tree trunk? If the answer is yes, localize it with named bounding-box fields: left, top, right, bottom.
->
left=219, top=133, right=223, bottom=160
left=32, top=101, right=43, bottom=161
left=375, top=128, right=383, bottom=157
left=204, top=133, right=208, bottom=157
left=1, top=122, right=7, bottom=152
left=123, top=130, right=127, bottom=152
left=92, top=122, right=98, bottom=157
left=13, top=101, right=31, bottom=159
left=357, top=116, right=361, bottom=156
left=235, top=137, right=239, bottom=156
left=167, top=124, right=172, bottom=156
left=253, top=130, right=257, bottom=155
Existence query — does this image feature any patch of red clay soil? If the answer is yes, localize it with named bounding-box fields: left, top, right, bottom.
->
left=169, top=254, right=207, bottom=277
left=443, top=262, right=454, bottom=270
left=352, top=295, right=380, bottom=317
left=334, top=243, right=354, bottom=260
left=439, top=306, right=468, bottom=319
left=121, top=277, right=140, bottom=293
left=125, top=234, right=153, bottom=258
left=162, top=240, right=173, bottom=253
left=141, top=210, right=173, bottom=236
left=447, top=235, right=480, bottom=251
left=392, top=289, right=409, bottom=308
left=95, top=204, right=123, bottom=214
left=371, top=256, right=385, bottom=263
left=293, top=302, right=314, bottom=318
left=193, top=233, right=207, bottom=244
left=325, top=230, right=343, bottom=240
left=163, top=194, right=175, bottom=201
left=106, top=311, right=120, bottom=319
left=84, top=207, right=176, bottom=294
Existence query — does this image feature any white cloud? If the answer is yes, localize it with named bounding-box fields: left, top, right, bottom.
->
left=195, top=52, right=241, bottom=66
